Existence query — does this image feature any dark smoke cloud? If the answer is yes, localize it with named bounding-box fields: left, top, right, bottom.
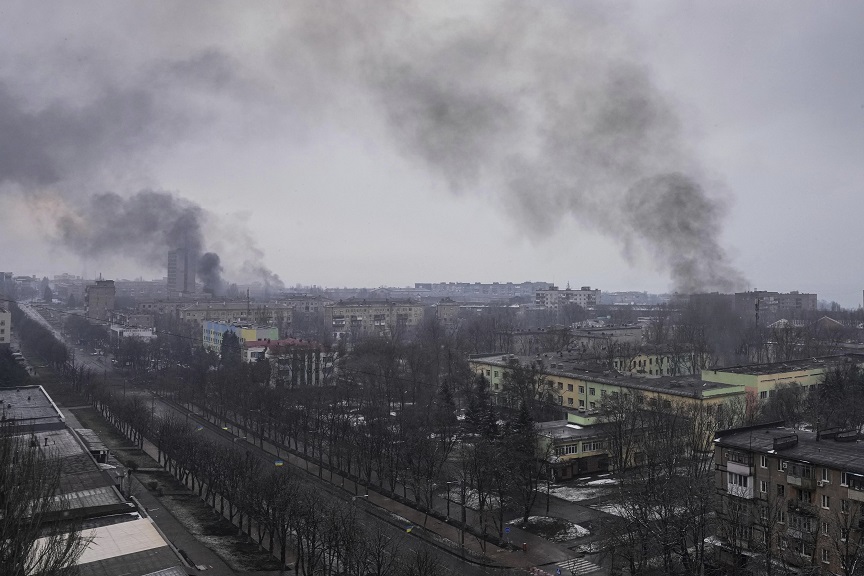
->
left=345, top=3, right=746, bottom=292
left=0, top=60, right=282, bottom=285
left=198, top=252, right=225, bottom=295
left=56, top=190, right=204, bottom=263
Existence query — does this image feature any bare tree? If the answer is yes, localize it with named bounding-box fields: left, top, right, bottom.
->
left=0, top=428, right=92, bottom=576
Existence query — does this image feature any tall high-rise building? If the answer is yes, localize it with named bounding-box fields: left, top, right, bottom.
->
left=167, top=248, right=195, bottom=296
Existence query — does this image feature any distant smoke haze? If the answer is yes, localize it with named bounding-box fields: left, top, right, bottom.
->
left=0, top=2, right=744, bottom=293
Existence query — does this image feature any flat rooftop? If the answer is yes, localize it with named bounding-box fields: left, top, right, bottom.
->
left=710, top=353, right=864, bottom=376
left=0, top=385, right=65, bottom=427
left=716, top=426, right=864, bottom=475
left=537, top=420, right=608, bottom=441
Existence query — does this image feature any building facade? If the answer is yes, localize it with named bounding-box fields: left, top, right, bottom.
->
left=243, top=338, right=335, bottom=387
left=535, top=286, right=601, bottom=310
left=0, top=306, right=10, bottom=347
left=714, top=424, right=864, bottom=575
left=84, top=279, right=115, bottom=321
left=167, top=248, right=195, bottom=296
left=181, top=301, right=293, bottom=326
left=325, top=300, right=426, bottom=341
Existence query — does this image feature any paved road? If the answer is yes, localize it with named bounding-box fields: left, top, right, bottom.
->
left=149, top=394, right=516, bottom=576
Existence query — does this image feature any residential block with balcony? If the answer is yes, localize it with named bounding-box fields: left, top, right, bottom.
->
left=713, top=423, right=864, bottom=574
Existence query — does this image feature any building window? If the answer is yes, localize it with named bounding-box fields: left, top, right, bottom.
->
left=579, top=399, right=585, bottom=408
left=579, top=385, right=585, bottom=394
left=494, top=371, right=499, bottom=377
left=822, top=468, right=830, bottom=482
left=729, top=473, right=748, bottom=488
left=567, top=398, right=573, bottom=406
left=589, top=387, right=596, bottom=396
left=558, top=382, right=563, bottom=390
left=822, top=522, right=830, bottom=536
left=777, top=484, right=785, bottom=497
left=778, top=460, right=785, bottom=472
left=760, top=455, right=768, bottom=468
left=841, top=499, right=850, bottom=514
left=601, top=389, right=607, bottom=397
left=760, top=480, right=767, bottom=493
left=841, top=472, right=849, bottom=486
left=822, top=549, right=830, bottom=564
left=759, top=391, right=768, bottom=400
left=589, top=402, right=596, bottom=409
left=778, top=509, right=786, bottom=523
left=568, top=383, right=574, bottom=392
left=558, top=396, right=563, bottom=405
left=822, top=495, right=830, bottom=509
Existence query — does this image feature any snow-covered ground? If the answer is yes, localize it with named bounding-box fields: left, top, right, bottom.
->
left=548, top=484, right=611, bottom=502
left=507, top=516, right=590, bottom=543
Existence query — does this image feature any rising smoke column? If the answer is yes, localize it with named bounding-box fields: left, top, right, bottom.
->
left=0, top=70, right=283, bottom=287
left=339, top=2, right=746, bottom=292
left=197, top=252, right=225, bottom=295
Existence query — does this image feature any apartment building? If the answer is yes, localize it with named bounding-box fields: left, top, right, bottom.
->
left=535, top=286, right=601, bottom=310
left=181, top=301, right=293, bottom=326
left=0, top=306, right=9, bottom=347
left=325, top=299, right=426, bottom=341
left=714, top=424, right=864, bottom=575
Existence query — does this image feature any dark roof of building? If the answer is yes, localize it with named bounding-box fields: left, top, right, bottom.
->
left=710, top=353, right=864, bottom=376
left=244, top=338, right=322, bottom=350
left=716, top=426, right=864, bottom=475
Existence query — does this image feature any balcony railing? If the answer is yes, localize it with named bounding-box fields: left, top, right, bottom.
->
left=787, top=474, right=816, bottom=490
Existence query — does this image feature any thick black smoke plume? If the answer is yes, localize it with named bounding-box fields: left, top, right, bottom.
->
left=197, top=252, right=225, bottom=296
left=0, top=75, right=283, bottom=288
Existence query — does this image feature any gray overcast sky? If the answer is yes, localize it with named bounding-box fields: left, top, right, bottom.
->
left=1, top=2, right=862, bottom=305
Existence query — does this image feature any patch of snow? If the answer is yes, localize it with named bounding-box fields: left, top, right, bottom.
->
left=585, top=478, right=618, bottom=486
left=548, top=485, right=610, bottom=502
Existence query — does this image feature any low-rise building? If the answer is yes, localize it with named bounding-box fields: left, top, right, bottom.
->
left=243, top=338, right=335, bottom=387
left=469, top=354, right=744, bottom=426
left=109, top=325, right=157, bottom=344
left=713, top=423, right=864, bottom=575
left=701, top=354, right=864, bottom=401
left=537, top=420, right=610, bottom=479
left=203, top=320, right=279, bottom=352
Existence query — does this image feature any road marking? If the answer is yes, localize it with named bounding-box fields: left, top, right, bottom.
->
left=557, top=556, right=603, bottom=574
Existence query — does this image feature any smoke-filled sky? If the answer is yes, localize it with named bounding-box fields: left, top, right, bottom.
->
left=1, top=2, right=863, bottom=305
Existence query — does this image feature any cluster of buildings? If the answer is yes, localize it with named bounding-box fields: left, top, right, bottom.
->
left=470, top=353, right=864, bottom=479
left=1, top=385, right=186, bottom=575
left=471, top=346, right=864, bottom=574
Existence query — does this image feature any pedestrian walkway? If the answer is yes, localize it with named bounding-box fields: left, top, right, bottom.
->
left=556, top=556, right=603, bottom=575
